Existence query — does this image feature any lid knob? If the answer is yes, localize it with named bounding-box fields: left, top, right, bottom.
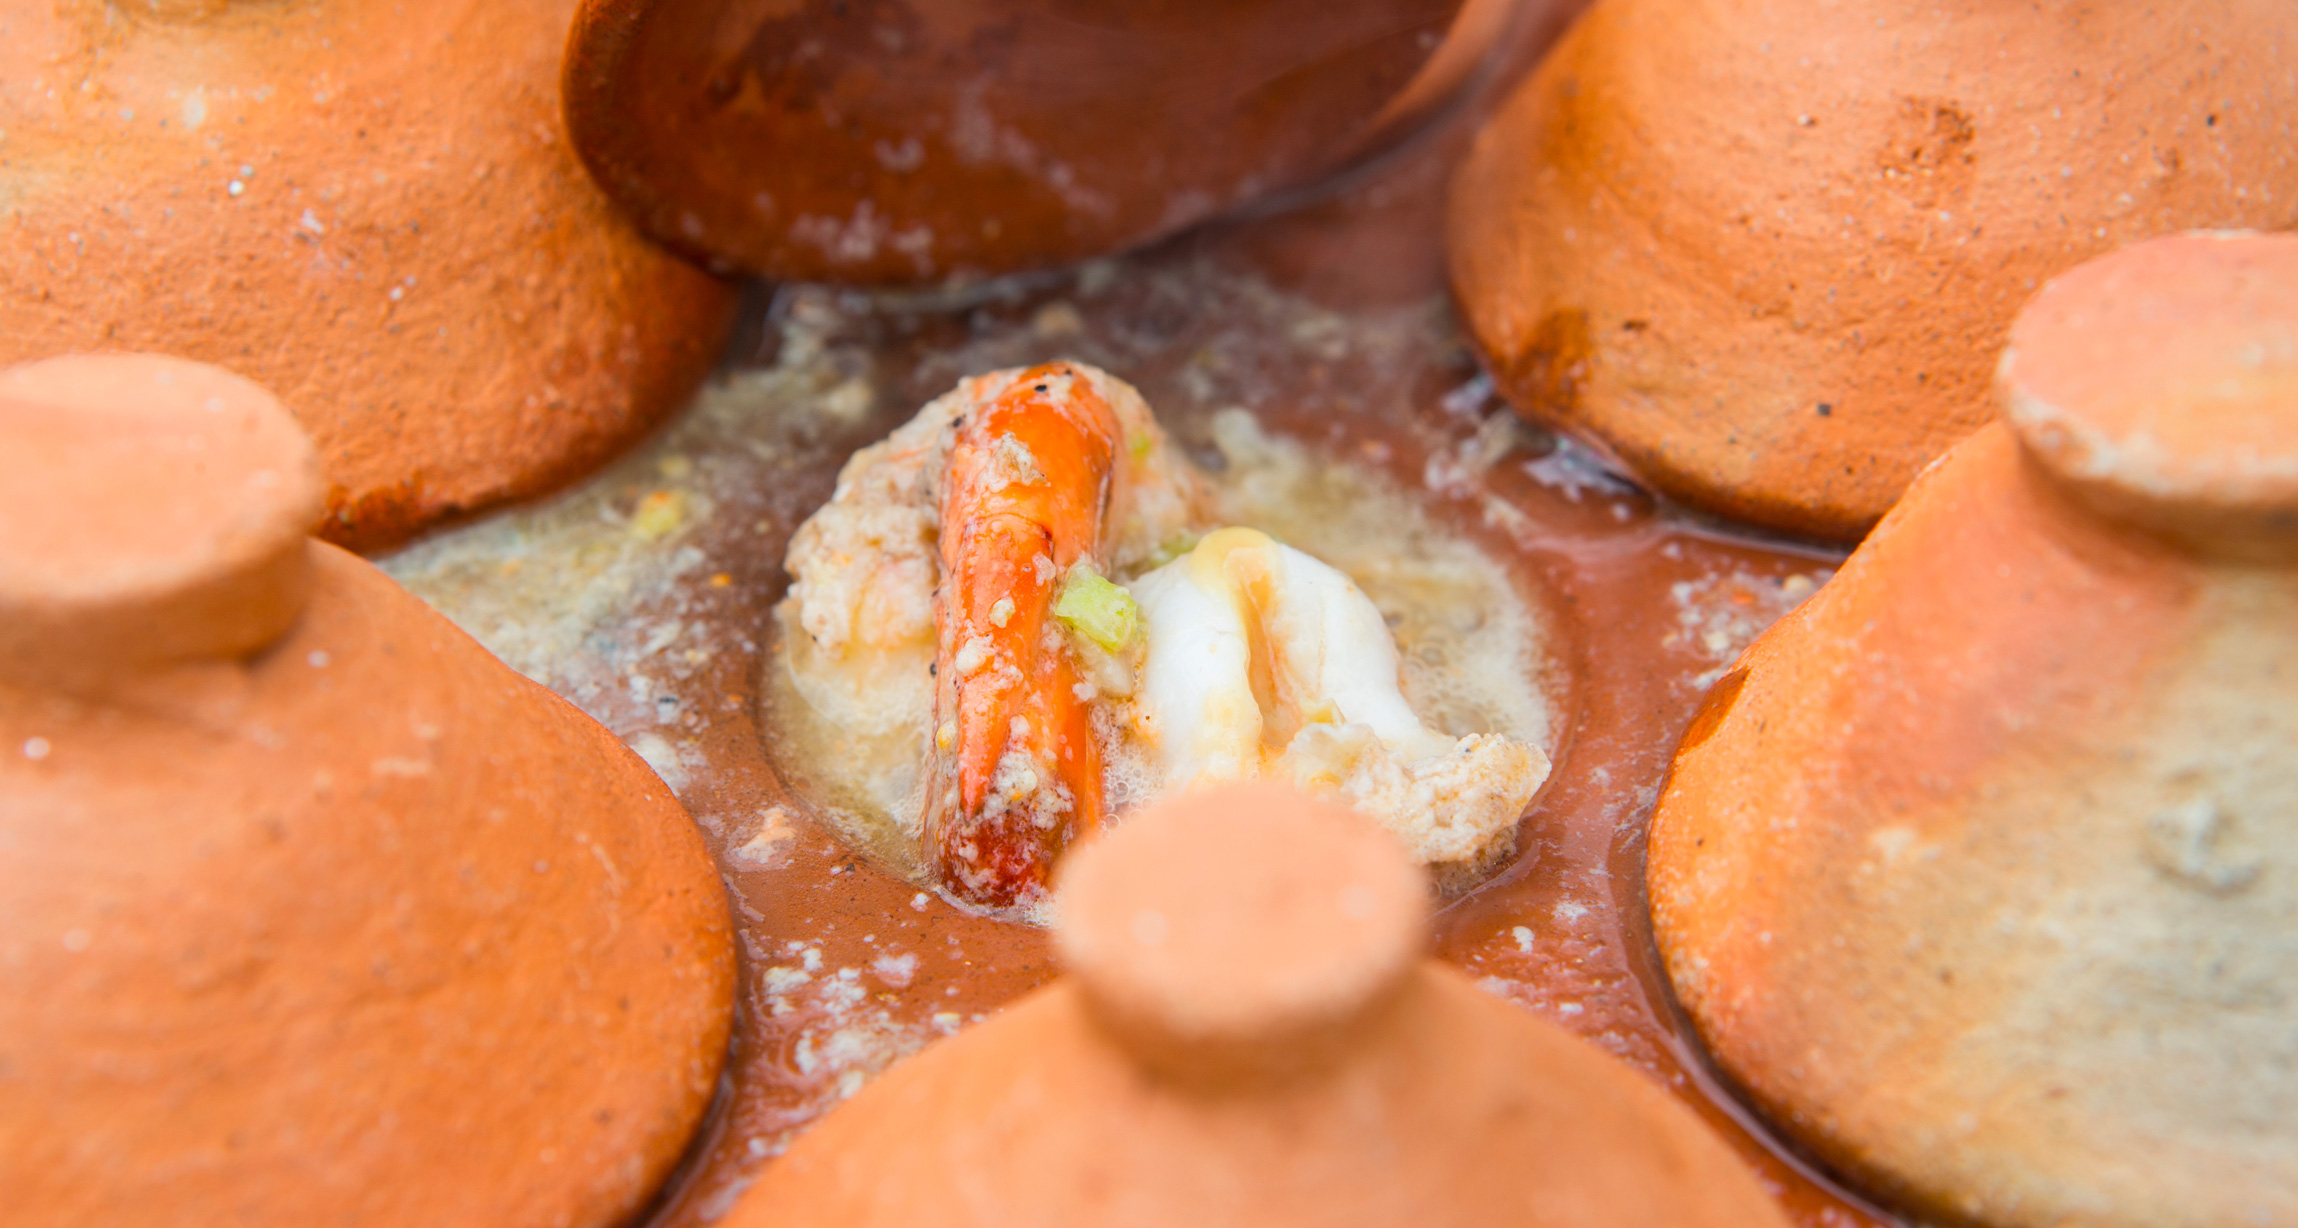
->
left=2001, top=230, right=2298, bottom=560
left=0, top=354, right=323, bottom=684
left=1054, top=783, right=1429, bottom=1084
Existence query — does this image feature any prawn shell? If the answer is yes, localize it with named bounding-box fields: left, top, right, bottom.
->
left=929, top=365, right=1119, bottom=907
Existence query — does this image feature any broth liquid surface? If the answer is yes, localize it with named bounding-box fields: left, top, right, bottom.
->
left=386, top=222, right=1892, bottom=1227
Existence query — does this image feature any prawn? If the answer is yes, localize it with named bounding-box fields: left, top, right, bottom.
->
left=926, top=363, right=1119, bottom=907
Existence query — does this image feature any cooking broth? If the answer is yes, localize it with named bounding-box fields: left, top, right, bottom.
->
left=384, top=219, right=1885, bottom=1228
left=764, top=401, right=1558, bottom=897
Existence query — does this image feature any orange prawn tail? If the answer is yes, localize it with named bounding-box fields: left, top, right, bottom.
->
left=927, top=363, right=1117, bottom=909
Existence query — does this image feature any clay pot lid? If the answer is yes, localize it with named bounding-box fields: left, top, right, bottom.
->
left=731, top=782, right=1792, bottom=1227
left=563, top=0, right=1504, bottom=284
left=1055, top=781, right=1429, bottom=1083
left=1445, top=0, right=2298, bottom=541
left=2002, top=231, right=2298, bottom=558
left=0, top=353, right=737, bottom=1225
left=0, top=354, right=322, bottom=682
left=6, top=2, right=735, bottom=552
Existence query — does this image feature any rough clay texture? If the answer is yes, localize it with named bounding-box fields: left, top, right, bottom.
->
left=1648, top=429, right=2298, bottom=1227
left=728, top=968, right=1789, bottom=1228
left=725, top=786, right=1790, bottom=1228
left=564, top=0, right=1477, bottom=284
left=2002, top=230, right=2298, bottom=557
left=1052, top=784, right=1432, bottom=1084
left=1447, top=0, right=2298, bottom=539
left=0, top=0, right=736, bottom=551
left=0, top=546, right=738, bottom=1227
left=0, top=354, right=323, bottom=678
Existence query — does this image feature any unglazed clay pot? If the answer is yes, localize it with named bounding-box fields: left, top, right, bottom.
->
left=726, top=783, right=1790, bottom=1228
left=564, top=0, right=1528, bottom=284
left=0, top=0, right=736, bottom=552
left=0, top=354, right=737, bottom=1227
left=1448, top=0, right=2298, bottom=539
left=1647, top=232, right=2298, bottom=1227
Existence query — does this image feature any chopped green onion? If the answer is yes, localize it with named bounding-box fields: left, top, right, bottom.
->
left=1054, top=563, right=1140, bottom=653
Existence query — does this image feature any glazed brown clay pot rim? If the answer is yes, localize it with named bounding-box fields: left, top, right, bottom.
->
left=562, top=0, right=1530, bottom=285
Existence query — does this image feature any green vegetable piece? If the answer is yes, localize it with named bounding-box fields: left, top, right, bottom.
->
left=1054, top=564, right=1140, bottom=653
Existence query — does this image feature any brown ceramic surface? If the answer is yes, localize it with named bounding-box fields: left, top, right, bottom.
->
left=0, top=355, right=738, bottom=1226
left=1447, top=0, right=2298, bottom=539
left=564, top=0, right=1533, bottom=284
left=384, top=135, right=1897, bottom=1222
left=1648, top=234, right=2298, bottom=1226
left=719, top=784, right=1792, bottom=1227
left=0, top=0, right=736, bottom=550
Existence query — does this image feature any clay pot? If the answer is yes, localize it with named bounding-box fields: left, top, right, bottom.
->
left=564, top=0, right=1526, bottom=284
left=0, top=354, right=737, bottom=1227
left=0, top=0, right=737, bottom=552
left=1447, top=0, right=2298, bottom=539
left=1646, top=232, right=2298, bottom=1226
left=727, top=783, right=1790, bottom=1227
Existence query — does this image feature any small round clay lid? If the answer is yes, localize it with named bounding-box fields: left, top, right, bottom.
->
left=1055, top=782, right=1429, bottom=1083
left=728, top=783, right=1791, bottom=1227
left=0, top=354, right=322, bottom=683
left=563, top=0, right=1502, bottom=284
left=2002, top=231, right=2298, bottom=558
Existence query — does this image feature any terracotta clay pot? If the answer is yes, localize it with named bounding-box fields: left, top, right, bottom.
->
left=726, top=783, right=1790, bottom=1228
left=1646, top=232, right=2298, bottom=1226
left=0, top=0, right=737, bottom=552
left=1447, top=0, right=2298, bottom=539
left=564, top=0, right=1527, bottom=284
left=0, top=354, right=738, bottom=1227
